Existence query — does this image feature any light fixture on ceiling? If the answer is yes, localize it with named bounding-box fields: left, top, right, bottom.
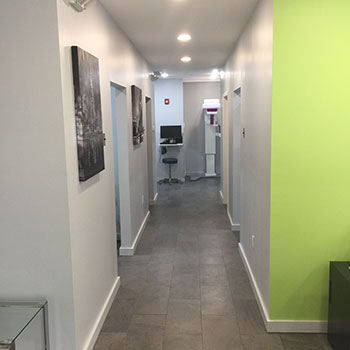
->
left=210, top=69, right=219, bottom=79
left=210, top=69, right=225, bottom=80
left=181, top=56, right=192, bottom=63
left=149, top=71, right=161, bottom=81
left=177, top=33, right=192, bottom=42
left=150, top=71, right=169, bottom=81
left=68, top=0, right=94, bottom=12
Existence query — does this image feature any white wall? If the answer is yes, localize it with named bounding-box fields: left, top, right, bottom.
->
left=183, top=82, right=221, bottom=176
left=56, top=0, right=154, bottom=348
left=0, top=1, right=76, bottom=349
left=222, top=0, right=273, bottom=312
left=0, top=0, right=154, bottom=348
left=154, top=79, right=185, bottom=180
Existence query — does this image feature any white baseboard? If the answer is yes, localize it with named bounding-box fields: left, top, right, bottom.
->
left=227, top=209, right=233, bottom=227
left=150, top=192, right=158, bottom=205
left=85, top=276, right=120, bottom=350
left=186, top=171, right=204, bottom=177
left=219, top=190, right=224, bottom=202
left=231, top=224, right=240, bottom=231
left=226, top=208, right=240, bottom=231
left=238, top=243, right=327, bottom=333
left=185, top=172, right=205, bottom=182
left=119, top=211, right=150, bottom=256
left=238, top=243, right=270, bottom=330
left=267, top=320, right=327, bottom=333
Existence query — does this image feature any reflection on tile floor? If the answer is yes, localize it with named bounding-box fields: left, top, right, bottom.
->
left=94, top=178, right=331, bottom=350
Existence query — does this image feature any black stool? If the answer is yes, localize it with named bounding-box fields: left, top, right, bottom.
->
left=161, top=157, right=178, bottom=184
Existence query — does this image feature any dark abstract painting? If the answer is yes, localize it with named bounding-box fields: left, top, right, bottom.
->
left=71, top=46, right=105, bottom=181
left=132, top=85, right=144, bottom=145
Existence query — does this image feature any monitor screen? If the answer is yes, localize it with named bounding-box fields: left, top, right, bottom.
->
left=160, top=125, right=182, bottom=139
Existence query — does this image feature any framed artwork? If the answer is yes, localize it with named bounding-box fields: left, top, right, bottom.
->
left=71, top=46, right=105, bottom=181
left=131, top=85, right=144, bottom=145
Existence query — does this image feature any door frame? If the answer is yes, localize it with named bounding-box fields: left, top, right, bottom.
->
left=221, top=91, right=229, bottom=204
left=145, top=96, right=157, bottom=204
left=110, top=82, right=133, bottom=255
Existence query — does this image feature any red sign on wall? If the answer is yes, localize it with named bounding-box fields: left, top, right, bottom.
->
left=164, top=98, right=170, bottom=105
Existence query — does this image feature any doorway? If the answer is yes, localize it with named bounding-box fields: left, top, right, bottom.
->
left=221, top=93, right=229, bottom=204
left=146, top=96, right=156, bottom=204
left=111, top=85, right=121, bottom=241
left=110, top=82, right=132, bottom=252
left=229, top=88, right=241, bottom=233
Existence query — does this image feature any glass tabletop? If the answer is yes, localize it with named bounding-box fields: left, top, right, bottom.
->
left=0, top=302, right=46, bottom=345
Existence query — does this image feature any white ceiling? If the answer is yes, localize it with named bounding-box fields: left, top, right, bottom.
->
left=99, top=0, right=258, bottom=79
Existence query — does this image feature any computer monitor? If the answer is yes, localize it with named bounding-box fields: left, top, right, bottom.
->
left=160, top=125, right=182, bottom=139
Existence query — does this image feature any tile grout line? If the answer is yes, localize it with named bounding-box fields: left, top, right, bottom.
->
left=223, top=251, right=245, bottom=347
left=199, top=262, right=204, bottom=350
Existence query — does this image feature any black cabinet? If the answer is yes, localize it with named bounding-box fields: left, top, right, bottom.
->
left=328, top=262, right=350, bottom=350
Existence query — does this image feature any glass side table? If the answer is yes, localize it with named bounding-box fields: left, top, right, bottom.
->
left=0, top=301, right=49, bottom=350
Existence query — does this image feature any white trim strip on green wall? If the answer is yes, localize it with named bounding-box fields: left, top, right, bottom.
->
left=238, top=243, right=328, bottom=333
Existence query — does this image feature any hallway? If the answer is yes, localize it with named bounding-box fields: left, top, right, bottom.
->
left=94, top=179, right=330, bottom=350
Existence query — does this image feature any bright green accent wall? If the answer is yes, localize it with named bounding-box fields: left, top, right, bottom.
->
left=270, top=0, right=350, bottom=320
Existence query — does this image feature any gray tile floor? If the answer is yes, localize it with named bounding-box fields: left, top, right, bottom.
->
left=94, top=178, right=331, bottom=350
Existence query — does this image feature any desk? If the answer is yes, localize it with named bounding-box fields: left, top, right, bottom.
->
left=159, top=143, right=183, bottom=147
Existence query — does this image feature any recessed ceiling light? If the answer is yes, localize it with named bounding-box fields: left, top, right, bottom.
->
left=161, top=72, right=169, bottom=78
left=177, top=33, right=192, bottom=42
left=210, top=69, right=219, bottom=79
left=210, top=69, right=226, bottom=80
left=181, top=56, right=192, bottom=63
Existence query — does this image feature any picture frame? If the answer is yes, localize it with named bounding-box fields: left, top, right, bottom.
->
left=71, top=46, right=105, bottom=181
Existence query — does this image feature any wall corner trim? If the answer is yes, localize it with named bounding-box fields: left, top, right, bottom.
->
left=238, top=244, right=327, bottom=333
left=150, top=193, right=158, bottom=205
left=85, top=276, right=120, bottom=350
left=119, top=211, right=150, bottom=256
left=219, top=190, right=224, bottom=203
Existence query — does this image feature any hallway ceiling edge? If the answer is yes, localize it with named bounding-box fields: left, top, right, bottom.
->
left=98, top=0, right=258, bottom=79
